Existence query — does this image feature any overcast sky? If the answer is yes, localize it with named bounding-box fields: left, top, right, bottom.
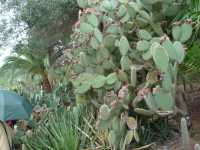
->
left=0, top=6, right=26, bottom=66
left=0, top=8, right=13, bottom=66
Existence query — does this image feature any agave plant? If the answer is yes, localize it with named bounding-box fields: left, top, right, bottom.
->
left=23, top=106, right=95, bottom=150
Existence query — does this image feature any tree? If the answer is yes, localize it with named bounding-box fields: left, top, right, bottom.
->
left=0, top=0, right=79, bottom=92
left=20, top=0, right=78, bottom=54
left=0, top=0, right=78, bottom=54
left=0, top=46, right=53, bottom=93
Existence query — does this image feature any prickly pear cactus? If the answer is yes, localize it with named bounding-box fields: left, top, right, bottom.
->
left=71, top=0, right=193, bottom=149
left=180, top=118, right=200, bottom=150
left=181, top=118, right=191, bottom=150
left=195, top=144, right=200, bottom=150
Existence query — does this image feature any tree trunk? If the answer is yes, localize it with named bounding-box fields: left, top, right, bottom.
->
left=42, top=73, right=52, bottom=93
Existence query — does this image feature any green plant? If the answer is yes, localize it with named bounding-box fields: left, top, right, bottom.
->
left=23, top=106, right=95, bottom=150
left=176, top=6, right=200, bottom=84
left=180, top=117, right=200, bottom=150
left=179, top=42, right=200, bottom=82
left=175, top=0, right=200, bottom=42
left=71, top=0, right=193, bottom=149
left=0, top=47, right=53, bottom=93
left=137, top=118, right=172, bottom=148
left=0, top=0, right=78, bottom=50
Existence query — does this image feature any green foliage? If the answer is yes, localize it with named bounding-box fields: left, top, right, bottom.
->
left=138, top=30, right=152, bottom=41
left=162, top=40, right=185, bottom=63
left=0, top=0, right=78, bottom=57
left=152, top=42, right=169, bottom=72
left=1, top=0, right=198, bottom=149
left=23, top=106, right=95, bottom=150
left=175, top=0, right=200, bottom=41
left=180, top=42, right=200, bottom=81
left=172, top=23, right=193, bottom=43
left=0, top=46, right=53, bottom=92
left=146, top=90, right=175, bottom=112
left=119, top=36, right=130, bottom=56
left=137, top=118, right=172, bottom=147
left=71, top=0, right=193, bottom=148
left=11, top=65, right=74, bottom=111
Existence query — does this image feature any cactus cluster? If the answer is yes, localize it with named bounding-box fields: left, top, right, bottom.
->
left=71, top=0, right=193, bottom=148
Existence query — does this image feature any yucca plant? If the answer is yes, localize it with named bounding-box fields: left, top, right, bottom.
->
left=23, top=106, right=95, bottom=150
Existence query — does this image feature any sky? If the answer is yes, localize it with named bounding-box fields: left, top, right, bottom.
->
left=0, top=3, right=27, bottom=66
left=0, top=48, right=11, bottom=66
left=0, top=8, right=13, bottom=66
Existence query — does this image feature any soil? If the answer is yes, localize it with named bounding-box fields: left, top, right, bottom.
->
left=188, top=97, right=200, bottom=146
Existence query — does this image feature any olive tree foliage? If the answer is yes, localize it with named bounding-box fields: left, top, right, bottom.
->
left=0, top=0, right=78, bottom=91
left=20, top=0, right=79, bottom=55
left=0, top=0, right=27, bottom=48
left=0, top=0, right=78, bottom=56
